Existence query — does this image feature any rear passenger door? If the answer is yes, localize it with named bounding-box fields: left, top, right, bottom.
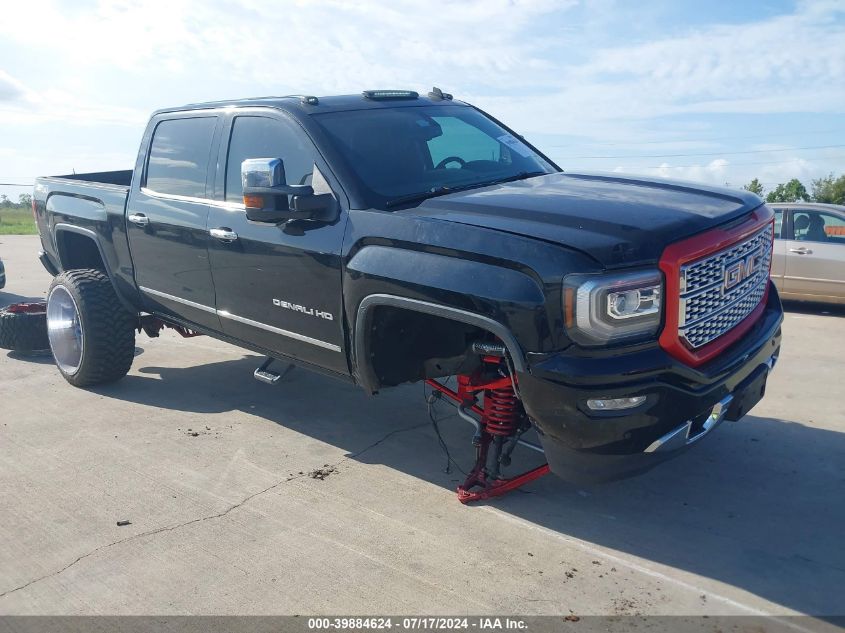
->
left=127, top=112, right=222, bottom=330
left=206, top=110, right=349, bottom=374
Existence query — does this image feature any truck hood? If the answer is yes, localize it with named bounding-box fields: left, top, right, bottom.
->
left=411, top=172, right=763, bottom=268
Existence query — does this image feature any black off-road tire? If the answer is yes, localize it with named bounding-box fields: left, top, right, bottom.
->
left=0, top=306, right=49, bottom=353
left=47, top=269, right=136, bottom=387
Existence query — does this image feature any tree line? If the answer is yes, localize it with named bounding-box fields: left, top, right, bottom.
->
left=742, top=173, right=845, bottom=204
left=0, top=193, right=32, bottom=209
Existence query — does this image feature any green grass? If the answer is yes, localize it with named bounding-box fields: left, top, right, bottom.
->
left=0, top=208, right=37, bottom=235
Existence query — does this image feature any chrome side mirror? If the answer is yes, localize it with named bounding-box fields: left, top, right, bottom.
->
left=241, top=158, right=285, bottom=189
left=241, top=157, right=316, bottom=223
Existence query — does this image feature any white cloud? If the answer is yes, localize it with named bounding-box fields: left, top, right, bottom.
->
left=2, top=0, right=843, bottom=127
left=0, top=0, right=571, bottom=90
left=0, top=0, right=844, bottom=190
left=0, top=70, right=29, bottom=102
left=0, top=72, right=148, bottom=127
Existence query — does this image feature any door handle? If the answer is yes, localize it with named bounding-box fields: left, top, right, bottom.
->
left=210, top=227, right=238, bottom=242
left=128, top=213, right=149, bottom=227
left=789, top=247, right=812, bottom=254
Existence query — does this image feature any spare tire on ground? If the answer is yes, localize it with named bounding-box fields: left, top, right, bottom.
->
left=0, top=302, right=50, bottom=353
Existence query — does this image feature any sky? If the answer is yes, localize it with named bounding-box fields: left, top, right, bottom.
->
left=1, top=0, right=844, bottom=201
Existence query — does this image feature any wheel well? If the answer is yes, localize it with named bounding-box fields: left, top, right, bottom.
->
left=367, top=305, right=492, bottom=388
left=56, top=230, right=106, bottom=272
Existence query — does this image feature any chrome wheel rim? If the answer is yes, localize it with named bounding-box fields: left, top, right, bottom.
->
left=47, top=285, right=84, bottom=375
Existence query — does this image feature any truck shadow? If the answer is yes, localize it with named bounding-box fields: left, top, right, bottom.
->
left=92, top=354, right=845, bottom=617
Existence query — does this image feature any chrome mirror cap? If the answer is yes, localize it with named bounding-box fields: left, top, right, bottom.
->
left=241, top=158, right=284, bottom=189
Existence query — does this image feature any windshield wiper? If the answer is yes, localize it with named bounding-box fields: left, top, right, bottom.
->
left=385, top=171, right=547, bottom=209
left=385, top=186, right=453, bottom=209
left=481, top=171, right=547, bottom=187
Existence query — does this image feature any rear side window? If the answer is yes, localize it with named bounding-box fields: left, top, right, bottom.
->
left=225, top=116, right=315, bottom=202
left=145, top=117, right=216, bottom=198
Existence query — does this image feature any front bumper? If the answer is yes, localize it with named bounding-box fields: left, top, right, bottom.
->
left=518, top=282, right=784, bottom=484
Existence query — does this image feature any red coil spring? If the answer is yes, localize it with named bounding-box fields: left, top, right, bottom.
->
left=483, top=385, right=521, bottom=436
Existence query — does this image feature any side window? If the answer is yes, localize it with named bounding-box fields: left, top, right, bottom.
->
left=145, top=117, right=216, bottom=198
left=773, top=208, right=784, bottom=239
left=427, top=116, right=503, bottom=168
left=225, top=116, right=315, bottom=202
left=793, top=211, right=845, bottom=244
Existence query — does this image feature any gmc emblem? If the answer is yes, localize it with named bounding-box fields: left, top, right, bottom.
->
left=723, top=251, right=760, bottom=293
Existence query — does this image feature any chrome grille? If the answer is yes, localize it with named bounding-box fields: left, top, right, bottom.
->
left=679, top=225, right=773, bottom=349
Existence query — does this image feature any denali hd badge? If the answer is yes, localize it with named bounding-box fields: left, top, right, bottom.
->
left=272, top=299, right=334, bottom=321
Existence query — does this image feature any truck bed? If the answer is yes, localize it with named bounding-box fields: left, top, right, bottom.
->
left=49, top=170, right=133, bottom=187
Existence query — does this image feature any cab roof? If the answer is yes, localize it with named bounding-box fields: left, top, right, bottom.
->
left=154, top=90, right=468, bottom=117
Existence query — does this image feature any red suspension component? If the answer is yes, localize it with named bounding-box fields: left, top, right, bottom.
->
left=138, top=315, right=203, bottom=338
left=425, top=354, right=550, bottom=504
left=483, top=385, right=521, bottom=436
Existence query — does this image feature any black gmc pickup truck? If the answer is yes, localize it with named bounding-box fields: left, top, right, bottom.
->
left=33, top=88, right=783, bottom=500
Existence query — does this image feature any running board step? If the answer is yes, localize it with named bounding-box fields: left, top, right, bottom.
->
left=253, top=357, right=295, bottom=385
left=254, top=368, right=282, bottom=384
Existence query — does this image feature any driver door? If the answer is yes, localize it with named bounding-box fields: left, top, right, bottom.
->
left=206, top=111, right=349, bottom=374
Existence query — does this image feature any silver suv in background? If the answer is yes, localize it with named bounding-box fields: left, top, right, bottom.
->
left=770, top=203, right=845, bottom=305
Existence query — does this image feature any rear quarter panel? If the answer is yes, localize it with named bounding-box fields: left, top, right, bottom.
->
left=34, top=178, right=140, bottom=309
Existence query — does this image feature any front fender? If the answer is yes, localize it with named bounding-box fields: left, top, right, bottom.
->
left=345, top=245, right=547, bottom=390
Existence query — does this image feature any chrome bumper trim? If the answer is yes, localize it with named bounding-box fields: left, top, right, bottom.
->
left=644, top=394, right=734, bottom=454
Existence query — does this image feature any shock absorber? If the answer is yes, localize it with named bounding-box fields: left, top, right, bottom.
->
left=483, top=385, right=521, bottom=436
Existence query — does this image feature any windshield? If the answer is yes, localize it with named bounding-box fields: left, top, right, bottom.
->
left=312, top=105, right=557, bottom=208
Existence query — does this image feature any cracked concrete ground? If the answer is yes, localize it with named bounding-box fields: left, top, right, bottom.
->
left=1, top=235, right=844, bottom=618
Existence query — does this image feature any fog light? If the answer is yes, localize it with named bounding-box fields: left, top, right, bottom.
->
left=587, top=396, right=647, bottom=411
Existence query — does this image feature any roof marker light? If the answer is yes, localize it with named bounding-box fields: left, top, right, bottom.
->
left=362, top=90, right=419, bottom=100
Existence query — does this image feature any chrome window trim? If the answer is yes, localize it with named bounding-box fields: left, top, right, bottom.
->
left=139, top=187, right=246, bottom=212
left=139, top=187, right=210, bottom=205
left=138, top=286, right=341, bottom=352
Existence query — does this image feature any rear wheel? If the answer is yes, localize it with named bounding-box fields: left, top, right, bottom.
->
left=46, top=269, right=136, bottom=387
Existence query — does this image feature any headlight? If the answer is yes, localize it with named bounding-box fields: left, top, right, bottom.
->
left=563, top=270, right=663, bottom=346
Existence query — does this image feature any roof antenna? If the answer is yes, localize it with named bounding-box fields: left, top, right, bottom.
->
left=428, top=86, right=453, bottom=101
